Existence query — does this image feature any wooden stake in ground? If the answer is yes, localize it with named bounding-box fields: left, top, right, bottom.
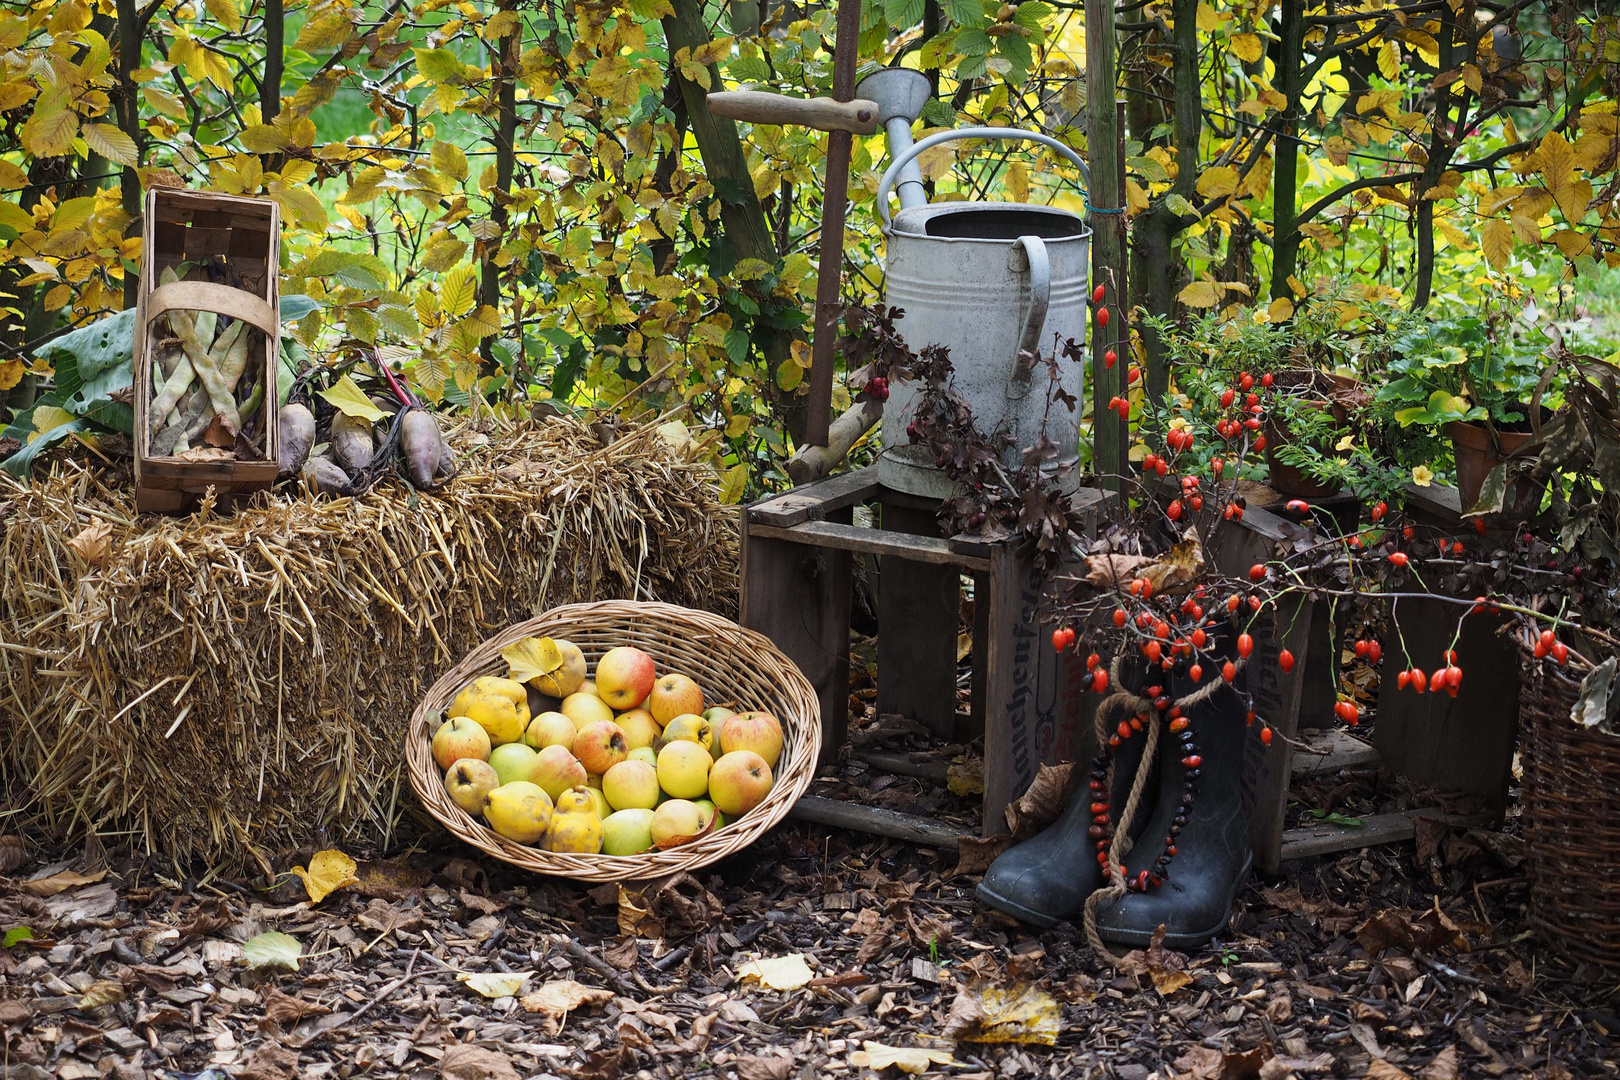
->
left=1086, top=0, right=1126, bottom=496
left=804, top=0, right=863, bottom=448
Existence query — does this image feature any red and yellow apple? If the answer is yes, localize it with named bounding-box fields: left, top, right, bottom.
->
left=529, top=743, right=588, bottom=801
left=433, top=716, right=492, bottom=770
left=717, top=711, right=784, bottom=770
left=560, top=691, right=614, bottom=728
left=708, top=750, right=773, bottom=817
left=573, top=720, right=629, bottom=774
left=596, top=646, right=657, bottom=710
left=649, top=673, right=704, bottom=725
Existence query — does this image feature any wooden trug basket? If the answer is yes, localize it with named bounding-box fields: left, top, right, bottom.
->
left=1519, top=630, right=1620, bottom=969
left=407, top=601, right=822, bottom=882
left=133, top=187, right=281, bottom=514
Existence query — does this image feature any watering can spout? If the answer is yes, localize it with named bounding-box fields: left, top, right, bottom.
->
left=856, top=69, right=933, bottom=212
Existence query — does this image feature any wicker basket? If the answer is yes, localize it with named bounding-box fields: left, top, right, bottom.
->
left=1519, top=631, right=1620, bottom=968
left=407, top=601, right=821, bottom=882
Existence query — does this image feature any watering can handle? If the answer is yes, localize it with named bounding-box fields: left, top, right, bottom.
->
left=875, top=127, right=1092, bottom=229
left=1007, top=235, right=1051, bottom=396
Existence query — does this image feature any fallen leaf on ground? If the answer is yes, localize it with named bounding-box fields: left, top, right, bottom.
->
left=849, top=1042, right=956, bottom=1074
left=1173, top=1042, right=1273, bottom=1079
left=1356, top=905, right=1465, bottom=954
left=603, top=935, right=640, bottom=970
left=736, top=953, right=814, bottom=991
left=457, top=970, right=532, bottom=999
left=0, top=836, right=24, bottom=874
left=241, top=931, right=303, bottom=971
left=946, top=757, right=983, bottom=796
left=942, top=982, right=1060, bottom=1045
left=1419, top=1046, right=1459, bottom=1080
left=263, top=987, right=331, bottom=1026
left=291, top=849, right=358, bottom=904
left=1365, top=1060, right=1412, bottom=1080
left=77, top=979, right=124, bottom=1008
left=238, top=1044, right=300, bottom=1080
left=438, top=1044, right=521, bottom=1080
left=177, top=896, right=234, bottom=941
left=1117, top=925, right=1191, bottom=995
left=520, top=979, right=614, bottom=1033
left=735, top=1054, right=794, bottom=1080
left=955, top=834, right=1014, bottom=876
left=19, top=868, right=106, bottom=897
left=1004, top=762, right=1074, bottom=839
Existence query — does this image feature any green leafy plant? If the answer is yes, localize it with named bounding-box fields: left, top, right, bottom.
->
left=1374, top=302, right=1551, bottom=433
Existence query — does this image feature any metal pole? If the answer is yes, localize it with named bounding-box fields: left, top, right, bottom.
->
left=805, top=0, right=862, bottom=448
left=1086, top=0, right=1125, bottom=496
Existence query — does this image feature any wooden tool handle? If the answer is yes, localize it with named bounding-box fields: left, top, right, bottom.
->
left=706, top=91, right=880, bottom=135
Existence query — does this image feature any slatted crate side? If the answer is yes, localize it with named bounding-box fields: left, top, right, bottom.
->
left=134, top=187, right=282, bottom=505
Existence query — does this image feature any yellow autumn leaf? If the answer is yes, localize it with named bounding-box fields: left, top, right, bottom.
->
left=1553, top=230, right=1593, bottom=259
left=1267, top=297, right=1295, bottom=323
left=23, top=103, right=78, bottom=158
left=718, top=462, right=747, bottom=504
left=1229, top=33, right=1263, bottom=64
left=849, top=1043, right=956, bottom=1074
left=240, top=124, right=288, bottom=153
left=1195, top=165, right=1239, bottom=199
left=458, top=970, right=533, bottom=998
left=1005, top=160, right=1029, bottom=203
left=1377, top=39, right=1400, bottom=81
left=1177, top=281, right=1224, bottom=308
left=318, top=374, right=390, bottom=423
left=205, top=0, right=241, bottom=33
left=291, top=849, right=358, bottom=903
left=789, top=339, right=813, bottom=368
left=82, top=124, right=138, bottom=167
left=0, top=359, right=23, bottom=391
left=1480, top=218, right=1513, bottom=269
left=501, top=636, right=565, bottom=685
left=736, top=953, right=814, bottom=991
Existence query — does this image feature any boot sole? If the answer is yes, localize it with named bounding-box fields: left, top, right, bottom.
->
left=974, top=881, right=1063, bottom=930
left=1090, top=852, right=1253, bottom=950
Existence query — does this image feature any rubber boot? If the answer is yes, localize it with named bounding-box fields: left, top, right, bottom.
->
left=977, top=717, right=1157, bottom=929
left=1091, top=678, right=1252, bottom=949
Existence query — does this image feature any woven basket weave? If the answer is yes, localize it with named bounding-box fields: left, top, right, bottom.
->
left=1519, top=630, right=1620, bottom=969
left=407, top=600, right=820, bottom=882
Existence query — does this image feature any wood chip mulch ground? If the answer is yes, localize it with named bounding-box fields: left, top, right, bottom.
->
left=4, top=739, right=1618, bottom=1080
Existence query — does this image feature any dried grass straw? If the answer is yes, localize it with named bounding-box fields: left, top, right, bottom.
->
left=407, top=600, right=820, bottom=882
left=0, top=416, right=738, bottom=874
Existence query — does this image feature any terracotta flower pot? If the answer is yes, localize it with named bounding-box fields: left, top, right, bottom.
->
left=1446, top=419, right=1544, bottom=517
left=1263, top=374, right=1360, bottom=498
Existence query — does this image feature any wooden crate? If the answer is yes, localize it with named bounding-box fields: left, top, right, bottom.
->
left=133, top=188, right=281, bottom=513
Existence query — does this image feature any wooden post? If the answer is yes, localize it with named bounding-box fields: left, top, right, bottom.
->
left=1085, top=0, right=1126, bottom=495
left=804, top=0, right=863, bottom=447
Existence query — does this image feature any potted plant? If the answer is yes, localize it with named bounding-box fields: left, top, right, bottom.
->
left=1375, top=307, right=1554, bottom=517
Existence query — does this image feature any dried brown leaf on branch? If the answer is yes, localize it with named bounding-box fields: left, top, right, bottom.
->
left=1084, top=552, right=1155, bottom=586
left=1004, top=762, right=1073, bottom=839
left=1142, top=529, right=1208, bottom=593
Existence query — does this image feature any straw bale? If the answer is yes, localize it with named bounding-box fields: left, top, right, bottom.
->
left=0, top=417, right=737, bottom=873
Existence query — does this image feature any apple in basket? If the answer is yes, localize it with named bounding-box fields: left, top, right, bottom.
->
left=432, top=716, right=491, bottom=771
left=656, top=739, right=712, bottom=800
left=448, top=676, right=530, bottom=745
left=482, top=781, right=553, bottom=845
left=523, top=711, right=577, bottom=751
left=596, top=646, right=657, bottom=710
left=602, top=759, right=660, bottom=812
left=716, top=711, right=784, bottom=770
left=573, top=720, right=629, bottom=774
left=651, top=799, right=713, bottom=849
left=615, top=708, right=661, bottom=751
left=708, top=750, right=774, bottom=817
left=529, top=744, right=589, bottom=802
left=649, top=673, right=704, bottom=725
left=444, top=759, right=499, bottom=815
left=602, top=808, right=656, bottom=856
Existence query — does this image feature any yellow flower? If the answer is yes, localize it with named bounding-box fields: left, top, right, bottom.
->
left=1336, top=434, right=1356, bottom=452
left=1412, top=464, right=1435, bottom=487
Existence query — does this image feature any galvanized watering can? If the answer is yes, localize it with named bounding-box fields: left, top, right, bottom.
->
left=871, top=109, right=1093, bottom=499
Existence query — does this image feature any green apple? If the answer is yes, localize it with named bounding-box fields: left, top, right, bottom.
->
left=488, top=742, right=539, bottom=787
left=601, top=808, right=656, bottom=856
